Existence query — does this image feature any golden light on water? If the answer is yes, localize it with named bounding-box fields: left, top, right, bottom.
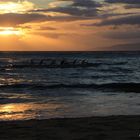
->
left=0, top=103, right=37, bottom=120
left=0, top=103, right=65, bottom=120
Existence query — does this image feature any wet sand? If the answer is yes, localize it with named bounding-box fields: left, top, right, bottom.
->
left=0, top=115, right=140, bottom=140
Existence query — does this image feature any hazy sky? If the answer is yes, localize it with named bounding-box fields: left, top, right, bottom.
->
left=0, top=0, right=139, bottom=51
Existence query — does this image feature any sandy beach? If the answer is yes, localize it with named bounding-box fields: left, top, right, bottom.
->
left=0, top=115, right=140, bottom=140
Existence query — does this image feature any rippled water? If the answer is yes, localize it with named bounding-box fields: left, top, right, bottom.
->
left=0, top=51, right=140, bottom=121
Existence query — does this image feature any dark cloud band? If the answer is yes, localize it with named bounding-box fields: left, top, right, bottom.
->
left=105, top=0, right=140, bottom=4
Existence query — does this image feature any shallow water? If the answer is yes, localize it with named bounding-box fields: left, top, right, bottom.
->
left=0, top=51, right=140, bottom=121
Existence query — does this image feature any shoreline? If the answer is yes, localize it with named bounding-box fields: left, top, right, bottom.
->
left=0, top=115, right=140, bottom=140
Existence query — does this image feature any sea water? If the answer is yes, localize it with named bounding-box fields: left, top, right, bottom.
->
left=0, top=51, right=140, bottom=120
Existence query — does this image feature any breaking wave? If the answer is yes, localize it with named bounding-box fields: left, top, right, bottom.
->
left=1, top=83, right=140, bottom=93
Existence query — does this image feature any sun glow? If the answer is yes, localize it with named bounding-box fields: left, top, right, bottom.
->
left=0, top=1, right=34, bottom=13
left=0, top=27, right=24, bottom=36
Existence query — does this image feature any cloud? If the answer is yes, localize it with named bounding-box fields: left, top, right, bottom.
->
left=36, top=32, right=77, bottom=39
left=0, top=0, right=17, bottom=1
left=105, top=0, right=140, bottom=9
left=71, top=0, right=101, bottom=8
left=39, top=26, right=57, bottom=30
left=102, top=30, right=140, bottom=39
left=0, top=1, right=35, bottom=14
left=105, top=0, right=140, bottom=4
left=31, top=0, right=101, bottom=17
left=0, top=0, right=139, bottom=51
left=124, top=4, right=140, bottom=9
left=3, top=0, right=135, bottom=27
left=0, top=13, right=47, bottom=26
left=94, top=15, right=140, bottom=26
left=0, top=12, right=91, bottom=27
left=57, top=0, right=101, bottom=7
left=43, top=7, right=99, bottom=17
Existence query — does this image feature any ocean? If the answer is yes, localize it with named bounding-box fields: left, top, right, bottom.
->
left=0, top=51, right=140, bottom=121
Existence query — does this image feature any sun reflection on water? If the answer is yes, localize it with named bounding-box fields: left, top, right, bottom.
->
left=0, top=103, right=66, bottom=121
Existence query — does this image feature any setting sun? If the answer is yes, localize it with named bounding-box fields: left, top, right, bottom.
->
left=0, top=27, right=24, bottom=36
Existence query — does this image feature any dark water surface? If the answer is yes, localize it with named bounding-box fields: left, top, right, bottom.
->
left=0, top=51, right=140, bottom=121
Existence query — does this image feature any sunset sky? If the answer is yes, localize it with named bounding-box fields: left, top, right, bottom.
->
left=0, top=0, right=139, bottom=51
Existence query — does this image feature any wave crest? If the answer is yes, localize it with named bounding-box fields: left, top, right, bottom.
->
left=0, top=83, right=140, bottom=93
